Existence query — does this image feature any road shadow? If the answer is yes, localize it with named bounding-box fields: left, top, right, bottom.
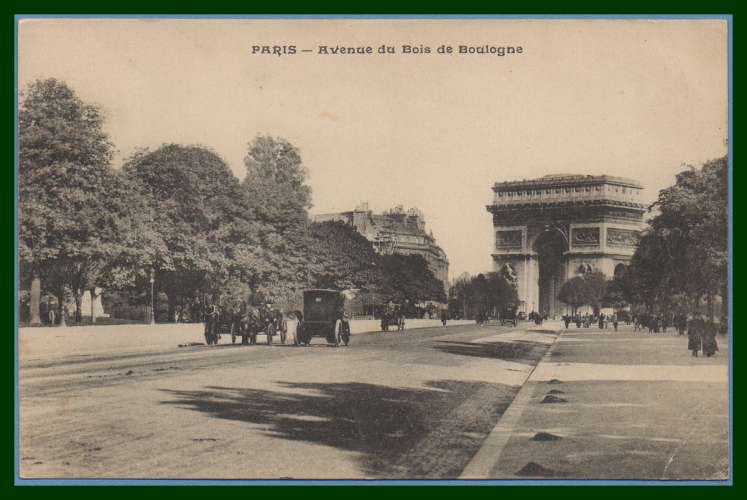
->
left=432, top=340, right=547, bottom=363
left=160, top=379, right=516, bottom=478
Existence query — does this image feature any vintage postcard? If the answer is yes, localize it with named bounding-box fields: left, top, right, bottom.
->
left=16, top=17, right=730, bottom=484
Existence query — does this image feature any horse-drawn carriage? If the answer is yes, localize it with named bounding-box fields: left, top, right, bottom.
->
left=232, top=307, right=287, bottom=345
left=294, top=289, right=349, bottom=347
left=203, top=304, right=287, bottom=346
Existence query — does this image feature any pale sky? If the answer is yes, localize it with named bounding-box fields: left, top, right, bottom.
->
left=18, top=19, right=728, bottom=279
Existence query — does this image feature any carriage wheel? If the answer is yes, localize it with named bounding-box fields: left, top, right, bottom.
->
left=294, top=323, right=301, bottom=346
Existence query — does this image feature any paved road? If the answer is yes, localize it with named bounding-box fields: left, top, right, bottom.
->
left=19, top=322, right=558, bottom=480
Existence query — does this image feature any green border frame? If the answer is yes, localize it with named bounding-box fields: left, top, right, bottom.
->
left=4, top=1, right=739, bottom=497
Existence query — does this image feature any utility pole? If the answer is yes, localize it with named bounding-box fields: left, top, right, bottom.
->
left=150, top=268, right=156, bottom=326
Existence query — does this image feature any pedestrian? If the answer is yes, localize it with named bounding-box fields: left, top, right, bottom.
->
left=204, top=298, right=219, bottom=344
left=688, top=312, right=705, bottom=357
left=563, top=315, right=571, bottom=329
left=441, top=310, right=448, bottom=327
left=47, top=299, right=57, bottom=326
left=398, top=309, right=406, bottom=332
left=338, top=313, right=351, bottom=345
left=702, top=322, right=719, bottom=357
left=598, top=313, right=605, bottom=330
left=612, top=313, right=619, bottom=332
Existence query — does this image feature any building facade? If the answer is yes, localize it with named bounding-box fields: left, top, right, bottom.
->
left=313, top=203, right=449, bottom=292
left=487, top=174, right=646, bottom=316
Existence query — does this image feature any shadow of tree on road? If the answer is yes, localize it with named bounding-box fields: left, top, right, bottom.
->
left=432, top=340, right=547, bottom=363
left=160, top=379, right=517, bottom=478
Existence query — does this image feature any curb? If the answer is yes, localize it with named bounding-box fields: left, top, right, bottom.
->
left=459, top=327, right=565, bottom=479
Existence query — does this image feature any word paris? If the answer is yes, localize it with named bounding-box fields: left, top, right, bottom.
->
left=251, top=44, right=524, bottom=57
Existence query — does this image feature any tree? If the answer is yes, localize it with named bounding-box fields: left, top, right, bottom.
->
left=19, top=78, right=154, bottom=323
left=241, top=135, right=314, bottom=304
left=557, top=276, right=587, bottom=316
left=378, top=254, right=447, bottom=311
left=448, top=273, right=472, bottom=319
left=123, top=144, right=257, bottom=320
left=583, top=271, right=608, bottom=314
left=627, top=156, right=728, bottom=327
left=558, top=271, right=608, bottom=315
left=604, top=274, right=630, bottom=311
left=306, top=221, right=382, bottom=291
left=448, top=271, right=517, bottom=320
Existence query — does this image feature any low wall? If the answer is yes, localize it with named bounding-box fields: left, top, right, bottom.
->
left=18, top=319, right=475, bottom=361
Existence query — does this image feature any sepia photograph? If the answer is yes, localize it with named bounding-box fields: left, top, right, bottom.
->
left=15, top=16, right=731, bottom=484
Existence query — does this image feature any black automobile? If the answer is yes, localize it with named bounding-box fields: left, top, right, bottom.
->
left=295, top=289, right=345, bottom=346
left=501, top=303, right=519, bottom=326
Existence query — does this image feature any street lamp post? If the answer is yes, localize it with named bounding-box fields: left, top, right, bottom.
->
left=149, top=269, right=156, bottom=326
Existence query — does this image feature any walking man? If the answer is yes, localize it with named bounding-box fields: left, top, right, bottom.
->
left=688, top=312, right=705, bottom=357
left=47, top=298, right=57, bottom=326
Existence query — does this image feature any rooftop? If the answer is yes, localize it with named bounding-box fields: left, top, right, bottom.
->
left=493, top=174, right=643, bottom=192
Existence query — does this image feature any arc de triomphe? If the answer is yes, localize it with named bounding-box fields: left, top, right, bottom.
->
left=487, top=174, right=646, bottom=316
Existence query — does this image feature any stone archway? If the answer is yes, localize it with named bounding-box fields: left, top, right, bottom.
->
left=533, top=229, right=568, bottom=316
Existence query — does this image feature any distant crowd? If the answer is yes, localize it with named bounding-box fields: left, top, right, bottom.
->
left=559, top=310, right=720, bottom=358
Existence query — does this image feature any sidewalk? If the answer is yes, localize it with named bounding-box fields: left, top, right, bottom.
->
left=461, top=326, right=729, bottom=481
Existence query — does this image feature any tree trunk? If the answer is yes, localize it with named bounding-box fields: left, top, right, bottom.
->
left=29, top=272, right=41, bottom=326
left=167, top=292, right=177, bottom=323
left=57, top=293, right=67, bottom=327
left=74, top=290, right=83, bottom=324
left=707, top=294, right=715, bottom=325
left=90, top=287, right=97, bottom=324
left=153, top=286, right=160, bottom=324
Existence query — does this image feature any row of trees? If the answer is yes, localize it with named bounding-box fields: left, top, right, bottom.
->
left=557, top=156, right=728, bottom=325
left=448, top=272, right=518, bottom=320
left=557, top=271, right=609, bottom=316
left=19, top=78, right=446, bottom=324
left=621, top=156, right=728, bottom=327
